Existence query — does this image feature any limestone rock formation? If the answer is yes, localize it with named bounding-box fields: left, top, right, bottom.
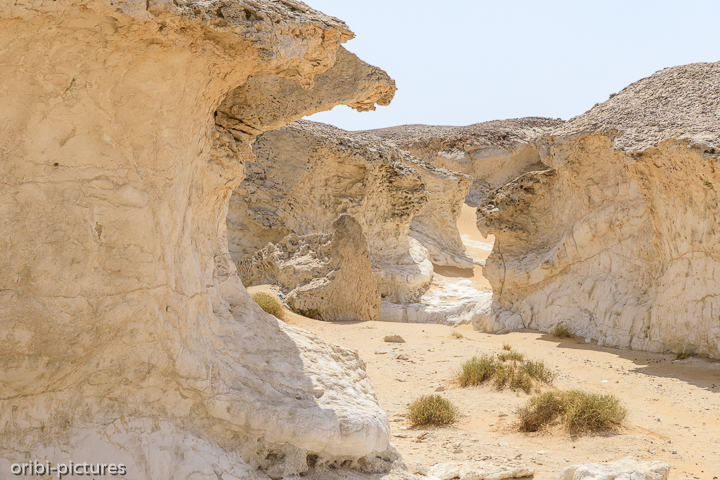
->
left=0, top=1, right=406, bottom=478
left=426, top=461, right=534, bottom=480
left=557, top=457, right=670, bottom=480
left=239, top=215, right=380, bottom=322
left=477, top=62, right=720, bottom=358
left=365, top=118, right=563, bottom=204
left=228, top=120, right=474, bottom=304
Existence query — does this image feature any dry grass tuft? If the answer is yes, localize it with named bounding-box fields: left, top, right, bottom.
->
left=456, top=350, right=555, bottom=393
left=407, top=395, right=459, bottom=426
left=251, top=293, right=284, bottom=320
left=502, top=343, right=513, bottom=351
left=518, top=390, right=627, bottom=434
left=551, top=324, right=572, bottom=338
left=452, top=331, right=464, bottom=339
left=675, top=346, right=694, bottom=360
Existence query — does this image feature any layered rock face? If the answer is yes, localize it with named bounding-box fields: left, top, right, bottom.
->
left=239, top=215, right=380, bottom=322
left=365, top=118, right=563, bottom=204
left=477, top=63, right=720, bottom=358
left=228, top=120, right=473, bottom=304
left=0, top=1, right=403, bottom=478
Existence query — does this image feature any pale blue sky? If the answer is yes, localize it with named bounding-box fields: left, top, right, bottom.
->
left=306, top=0, right=720, bottom=131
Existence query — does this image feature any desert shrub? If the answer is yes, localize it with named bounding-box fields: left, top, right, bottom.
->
left=518, top=390, right=627, bottom=433
left=497, top=350, right=525, bottom=362
left=502, top=343, right=513, bottom=351
left=675, top=346, right=694, bottom=360
left=551, top=324, right=572, bottom=338
left=251, top=293, right=284, bottom=319
left=457, top=355, right=496, bottom=387
left=517, top=391, right=565, bottom=432
left=452, top=331, right=464, bottom=339
left=523, top=360, right=555, bottom=384
left=407, top=395, right=459, bottom=426
left=456, top=351, right=555, bottom=393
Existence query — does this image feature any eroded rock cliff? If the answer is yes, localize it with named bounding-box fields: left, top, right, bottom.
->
left=0, top=1, right=404, bottom=478
left=239, top=215, right=380, bottom=322
left=477, top=62, right=720, bottom=358
left=228, top=120, right=473, bottom=304
left=365, top=118, right=563, bottom=204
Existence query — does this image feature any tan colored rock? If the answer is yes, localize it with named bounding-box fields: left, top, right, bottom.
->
left=0, top=1, right=404, bottom=477
left=383, top=335, right=406, bottom=343
left=239, top=215, right=380, bottom=322
left=427, top=461, right=534, bottom=480
left=477, top=62, right=720, bottom=358
left=365, top=118, right=563, bottom=204
left=557, top=457, right=669, bottom=480
left=228, top=120, right=473, bottom=303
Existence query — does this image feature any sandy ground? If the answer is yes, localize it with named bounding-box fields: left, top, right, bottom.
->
left=248, top=204, right=720, bottom=479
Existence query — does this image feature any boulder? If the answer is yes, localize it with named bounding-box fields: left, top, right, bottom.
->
left=228, top=120, right=473, bottom=303
left=365, top=118, right=563, bottom=204
left=477, top=62, right=720, bottom=358
left=427, top=461, right=534, bottom=480
left=239, top=215, right=380, bottom=322
left=0, top=1, right=404, bottom=477
left=557, top=457, right=670, bottom=480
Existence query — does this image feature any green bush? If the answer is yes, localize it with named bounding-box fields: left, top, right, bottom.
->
left=497, top=350, right=525, bottom=362
left=456, top=350, right=555, bottom=393
left=407, top=395, right=459, bottom=426
left=518, top=390, right=627, bottom=433
left=551, top=324, right=572, bottom=338
left=251, top=293, right=284, bottom=320
left=457, top=355, right=496, bottom=387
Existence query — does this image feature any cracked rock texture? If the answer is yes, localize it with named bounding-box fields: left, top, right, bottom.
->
left=426, top=461, right=534, bottom=480
left=477, top=62, right=720, bottom=358
left=227, top=120, right=473, bottom=305
left=0, top=1, right=406, bottom=478
left=365, top=118, right=563, bottom=204
left=557, top=457, right=669, bottom=480
left=239, top=215, right=381, bottom=322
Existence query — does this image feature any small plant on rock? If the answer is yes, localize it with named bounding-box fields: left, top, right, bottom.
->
left=551, top=324, right=572, bottom=338
left=251, top=293, right=284, bottom=320
left=407, top=394, right=459, bottom=426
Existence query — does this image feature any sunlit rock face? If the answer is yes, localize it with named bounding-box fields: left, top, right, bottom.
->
left=0, top=1, right=404, bottom=477
left=476, top=63, right=720, bottom=359
left=364, top=118, right=563, bottom=204
left=228, top=120, right=473, bottom=305
left=239, top=214, right=381, bottom=322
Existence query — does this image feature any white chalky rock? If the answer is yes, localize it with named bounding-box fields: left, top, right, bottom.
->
left=557, top=457, right=670, bottom=480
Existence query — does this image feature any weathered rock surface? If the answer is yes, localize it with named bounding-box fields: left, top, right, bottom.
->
left=426, top=461, right=534, bottom=480
left=477, top=62, right=720, bottom=358
left=228, top=120, right=473, bottom=304
left=557, top=457, right=670, bottom=480
left=239, top=215, right=380, bottom=322
left=0, top=1, right=404, bottom=478
left=365, top=118, right=563, bottom=204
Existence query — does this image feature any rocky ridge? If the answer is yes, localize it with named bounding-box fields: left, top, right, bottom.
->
left=364, top=118, right=563, bottom=204
left=228, top=120, right=474, bottom=307
left=477, top=62, right=720, bottom=358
